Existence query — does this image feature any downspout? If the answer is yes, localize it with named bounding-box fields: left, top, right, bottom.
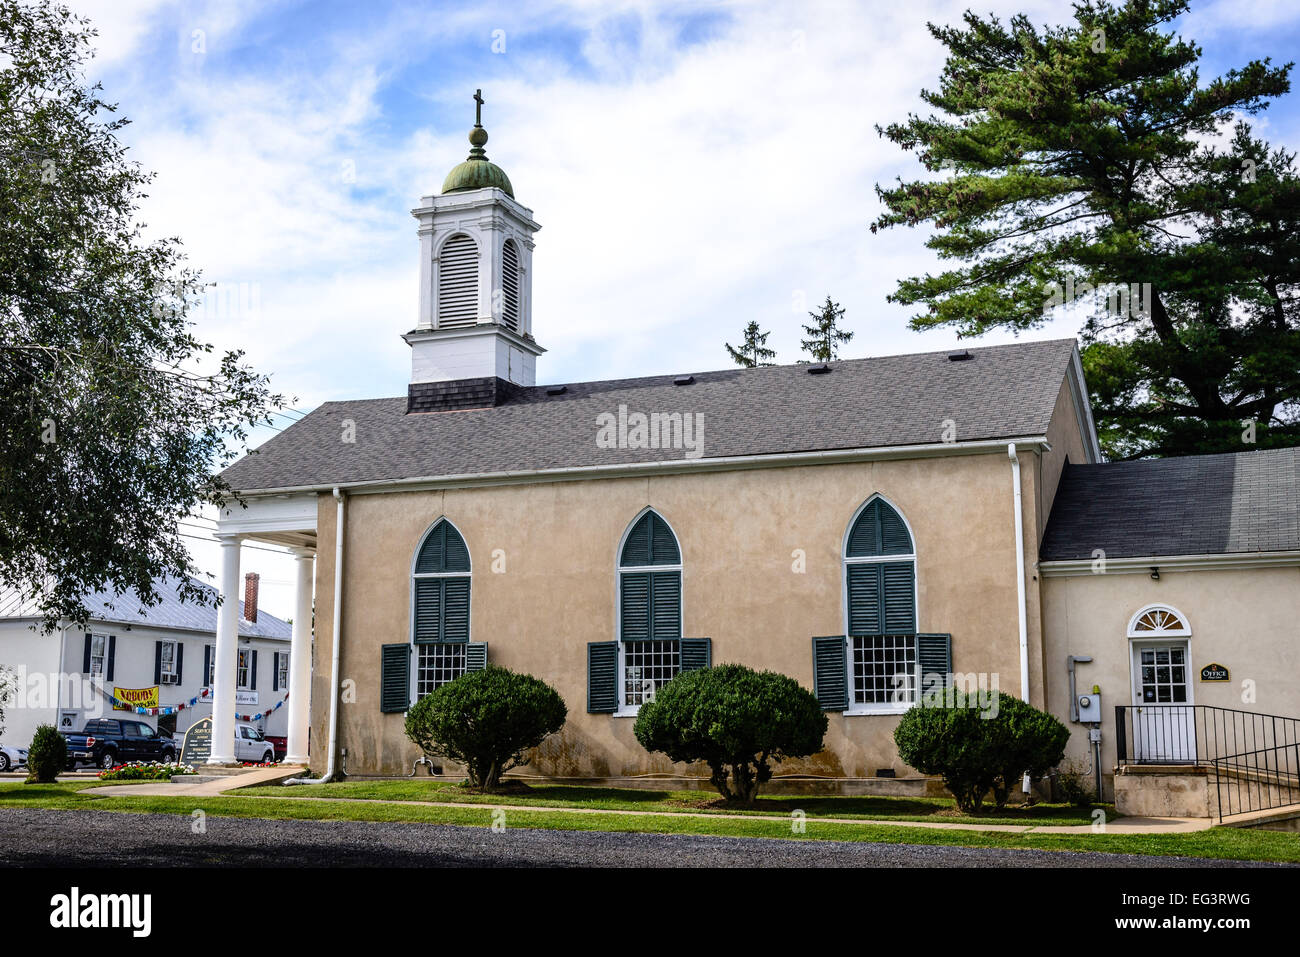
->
left=1008, top=443, right=1031, bottom=794
left=286, top=487, right=345, bottom=785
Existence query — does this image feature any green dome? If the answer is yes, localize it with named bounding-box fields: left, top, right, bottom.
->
left=442, top=157, right=513, bottom=198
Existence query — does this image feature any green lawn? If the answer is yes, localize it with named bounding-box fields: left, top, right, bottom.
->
left=235, top=778, right=1112, bottom=826
left=3, top=781, right=1298, bottom=862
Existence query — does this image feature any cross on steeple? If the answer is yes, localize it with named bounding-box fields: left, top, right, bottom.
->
left=473, top=89, right=484, bottom=127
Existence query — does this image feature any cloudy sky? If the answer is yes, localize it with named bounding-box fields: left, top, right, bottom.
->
left=61, top=0, right=1300, bottom=615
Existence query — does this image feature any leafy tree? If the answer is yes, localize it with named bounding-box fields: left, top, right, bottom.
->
left=894, top=689, right=1068, bottom=812
left=633, top=664, right=828, bottom=805
left=0, top=1, right=286, bottom=631
left=725, top=320, right=777, bottom=368
left=800, top=296, right=853, bottom=362
left=873, top=0, right=1300, bottom=459
left=26, top=724, right=66, bottom=783
left=403, top=666, right=567, bottom=792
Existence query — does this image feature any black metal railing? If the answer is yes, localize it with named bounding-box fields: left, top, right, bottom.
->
left=1115, top=705, right=1300, bottom=821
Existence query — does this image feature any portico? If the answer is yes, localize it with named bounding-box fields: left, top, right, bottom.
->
left=209, top=494, right=318, bottom=765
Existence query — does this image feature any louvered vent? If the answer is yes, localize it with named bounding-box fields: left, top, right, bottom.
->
left=501, top=239, right=521, bottom=333
left=437, top=234, right=478, bottom=328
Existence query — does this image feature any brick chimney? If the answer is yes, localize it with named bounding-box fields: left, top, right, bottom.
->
left=242, top=572, right=259, bottom=623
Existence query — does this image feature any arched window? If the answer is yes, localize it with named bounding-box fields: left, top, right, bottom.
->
left=411, top=519, right=471, bottom=696
left=618, top=510, right=681, bottom=710
left=437, top=234, right=478, bottom=329
left=843, top=496, right=918, bottom=710
left=1127, top=605, right=1191, bottom=638
left=501, top=238, right=521, bottom=334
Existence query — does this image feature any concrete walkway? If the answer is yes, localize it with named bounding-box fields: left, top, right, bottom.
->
left=84, top=769, right=1215, bottom=835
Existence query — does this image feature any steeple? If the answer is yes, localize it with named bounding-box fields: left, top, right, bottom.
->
left=404, top=90, right=543, bottom=413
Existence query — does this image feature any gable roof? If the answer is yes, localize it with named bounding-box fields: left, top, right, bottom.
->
left=221, top=338, right=1083, bottom=493
left=1040, top=447, right=1300, bottom=561
left=0, top=576, right=291, bottom=640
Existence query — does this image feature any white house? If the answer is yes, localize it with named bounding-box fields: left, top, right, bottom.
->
left=0, top=572, right=293, bottom=754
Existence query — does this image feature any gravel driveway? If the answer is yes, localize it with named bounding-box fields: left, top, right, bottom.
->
left=0, top=807, right=1286, bottom=867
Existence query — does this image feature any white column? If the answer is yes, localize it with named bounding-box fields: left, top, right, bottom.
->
left=210, top=534, right=241, bottom=764
left=285, top=548, right=315, bottom=764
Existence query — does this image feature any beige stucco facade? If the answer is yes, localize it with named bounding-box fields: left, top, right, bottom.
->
left=1041, top=563, right=1300, bottom=798
left=308, top=444, right=1075, bottom=779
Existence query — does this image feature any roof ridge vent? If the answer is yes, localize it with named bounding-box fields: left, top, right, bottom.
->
left=545, top=385, right=567, bottom=395
left=806, top=363, right=831, bottom=375
left=673, top=375, right=695, bottom=386
left=948, top=350, right=974, bottom=361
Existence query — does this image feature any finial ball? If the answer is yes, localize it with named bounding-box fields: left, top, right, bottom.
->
left=469, top=126, right=488, bottom=148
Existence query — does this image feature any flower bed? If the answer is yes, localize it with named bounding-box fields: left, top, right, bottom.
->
left=97, top=761, right=197, bottom=782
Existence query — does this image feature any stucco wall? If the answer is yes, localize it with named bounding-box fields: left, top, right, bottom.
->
left=1042, top=565, right=1300, bottom=797
left=311, top=449, right=1053, bottom=779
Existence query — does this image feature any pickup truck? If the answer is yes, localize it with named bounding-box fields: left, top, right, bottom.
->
left=65, top=718, right=179, bottom=770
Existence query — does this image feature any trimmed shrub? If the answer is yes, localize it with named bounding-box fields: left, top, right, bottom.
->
left=404, top=666, right=566, bottom=792
left=633, top=664, right=828, bottom=805
left=893, top=689, right=1068, bottom=812
left=26, top=724, right=66, bottom=784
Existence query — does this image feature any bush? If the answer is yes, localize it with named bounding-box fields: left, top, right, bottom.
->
left=633, top=664, right=828, bottom=805
left=26, top=724, right=66, bottom=783
left=1055, top=760, right=1094, bottom=807
left=893, top=689, right=1068, bottom=812
left=404, top=666, right=566, bottom=792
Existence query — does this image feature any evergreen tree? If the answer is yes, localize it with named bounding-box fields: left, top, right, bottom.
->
left=873, top=0, right=1299, bottom=459
left=725, top=320, right=777, bottom=368
left=800, top=297, right=853, bottom=362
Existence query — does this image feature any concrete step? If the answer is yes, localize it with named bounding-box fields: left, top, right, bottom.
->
left=1218, top=803, right=1300, bottom=832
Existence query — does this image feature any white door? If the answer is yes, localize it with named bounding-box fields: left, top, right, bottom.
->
left=1131, top=640, right=1196, bottom=762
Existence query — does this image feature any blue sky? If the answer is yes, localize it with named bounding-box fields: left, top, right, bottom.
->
left=63, top=0, right=1300, bottom=613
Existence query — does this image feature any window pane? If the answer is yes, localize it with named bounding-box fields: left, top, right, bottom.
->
left=623, top=640, right=680, bottom=707
left=851, top=634, right=917, bottom=706
left=416, top=644, right=467, bottom=697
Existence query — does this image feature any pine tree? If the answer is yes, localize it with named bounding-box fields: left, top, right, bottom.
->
left=873, top=0, right=1299, bottom=459
left=725, top=320, right=777, bottom=368
left=800, top=297, right=853, bottom=362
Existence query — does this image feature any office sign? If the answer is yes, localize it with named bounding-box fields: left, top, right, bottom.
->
left=1199, top=663, right=1230, bottom=682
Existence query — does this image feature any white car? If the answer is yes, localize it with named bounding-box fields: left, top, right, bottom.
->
left=0, top=744, right=28, bottom=772
left=234, top=723, right=276, bottom=764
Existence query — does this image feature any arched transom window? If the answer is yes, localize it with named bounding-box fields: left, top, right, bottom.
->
left=1128, top=605, right=1191, bottom=637
left=618, top=510, right=681, bottom=711
left=843, top=497, right=918, bottom=710
left=411, top=519, right=471, bottom=695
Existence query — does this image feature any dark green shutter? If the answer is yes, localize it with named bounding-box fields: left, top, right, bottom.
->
left=203, top=645, right=212, bottom=686
left=620, top=511, right=680, bottom=566
left=917, top=633, right=952, bottom=690
left=812, top=635, right=848, bottom=710
left=175, top=642, right=183, bottom=683
left=882, top=562, right=915, bottom=633
left=620, top=572, right=650, bottom=641
left=847, top=564, right=883, bottom=635
left=442, top=578, right=470, bottom=643
left=83, top=634, right=92, bottom=673
left=415, top=521, right=471, bottom=573
left=466, top=642, right=488, bottom=672
left=587, top=641, right=619, bottom=713
left=154, top=641, right=163, bottom=684
left=380, top=644, right=411, bottom=713
left=250, top=650, right=258, bottom=690
left=847, top=499, right=913, bottom=557
left=650, top=571, right=681, bottom=640
left=680, top=637, right=711, bottom=671
left=106, top=635, right=115, bottom=681
left=413, top=579, right=441, bottom=643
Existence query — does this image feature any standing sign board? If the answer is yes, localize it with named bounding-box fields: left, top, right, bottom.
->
left=181, top=717, right=213, bottom=766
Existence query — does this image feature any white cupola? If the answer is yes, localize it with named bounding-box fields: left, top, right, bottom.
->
left=404, top=90, right=543, bottom=409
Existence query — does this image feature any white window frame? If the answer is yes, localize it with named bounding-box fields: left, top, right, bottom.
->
left=414, top=643, right=468, bottom=699
left=237, top=649, right=251, bottom=690
left=204, top=644, right=215, bottom=687
left=408, top=517, right=472, bottom=704
left=159, top=639, right=180, bottom=685
left=614, top=508, right=683, bottom=718
left=276, top=651, right=289, bottom=690
left=842, top=494, right=920, bottom=716
left=88, top=634, right=107, bottom=676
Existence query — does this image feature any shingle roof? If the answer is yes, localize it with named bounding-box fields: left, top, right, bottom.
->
left=221, top=338, right=1081, bottom=492
left=1040, top=447, right=1300, bottom=561
left=1, top=576, right=291, bottom=639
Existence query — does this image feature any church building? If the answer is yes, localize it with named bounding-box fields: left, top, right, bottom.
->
left=213, top=97, right=1300, bottom=806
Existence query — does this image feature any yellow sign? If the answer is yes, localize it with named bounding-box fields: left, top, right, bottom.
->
left=113, top=686, right=159, bottom=711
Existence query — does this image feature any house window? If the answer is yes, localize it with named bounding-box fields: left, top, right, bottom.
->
left=411, top=519, right=472, bottom=697
left=844, top=496, right=917, bottom=711
left=205, top=645, right=215, bottom=686
left=88, top=635, right=107, bottom=675
left=159, top=640, right=179, bottom=685
left=237, top=650, right=251, bottom=689
left=618, top=510, right=682, bottom=712
left=276, top=652, right=289, bottom=690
